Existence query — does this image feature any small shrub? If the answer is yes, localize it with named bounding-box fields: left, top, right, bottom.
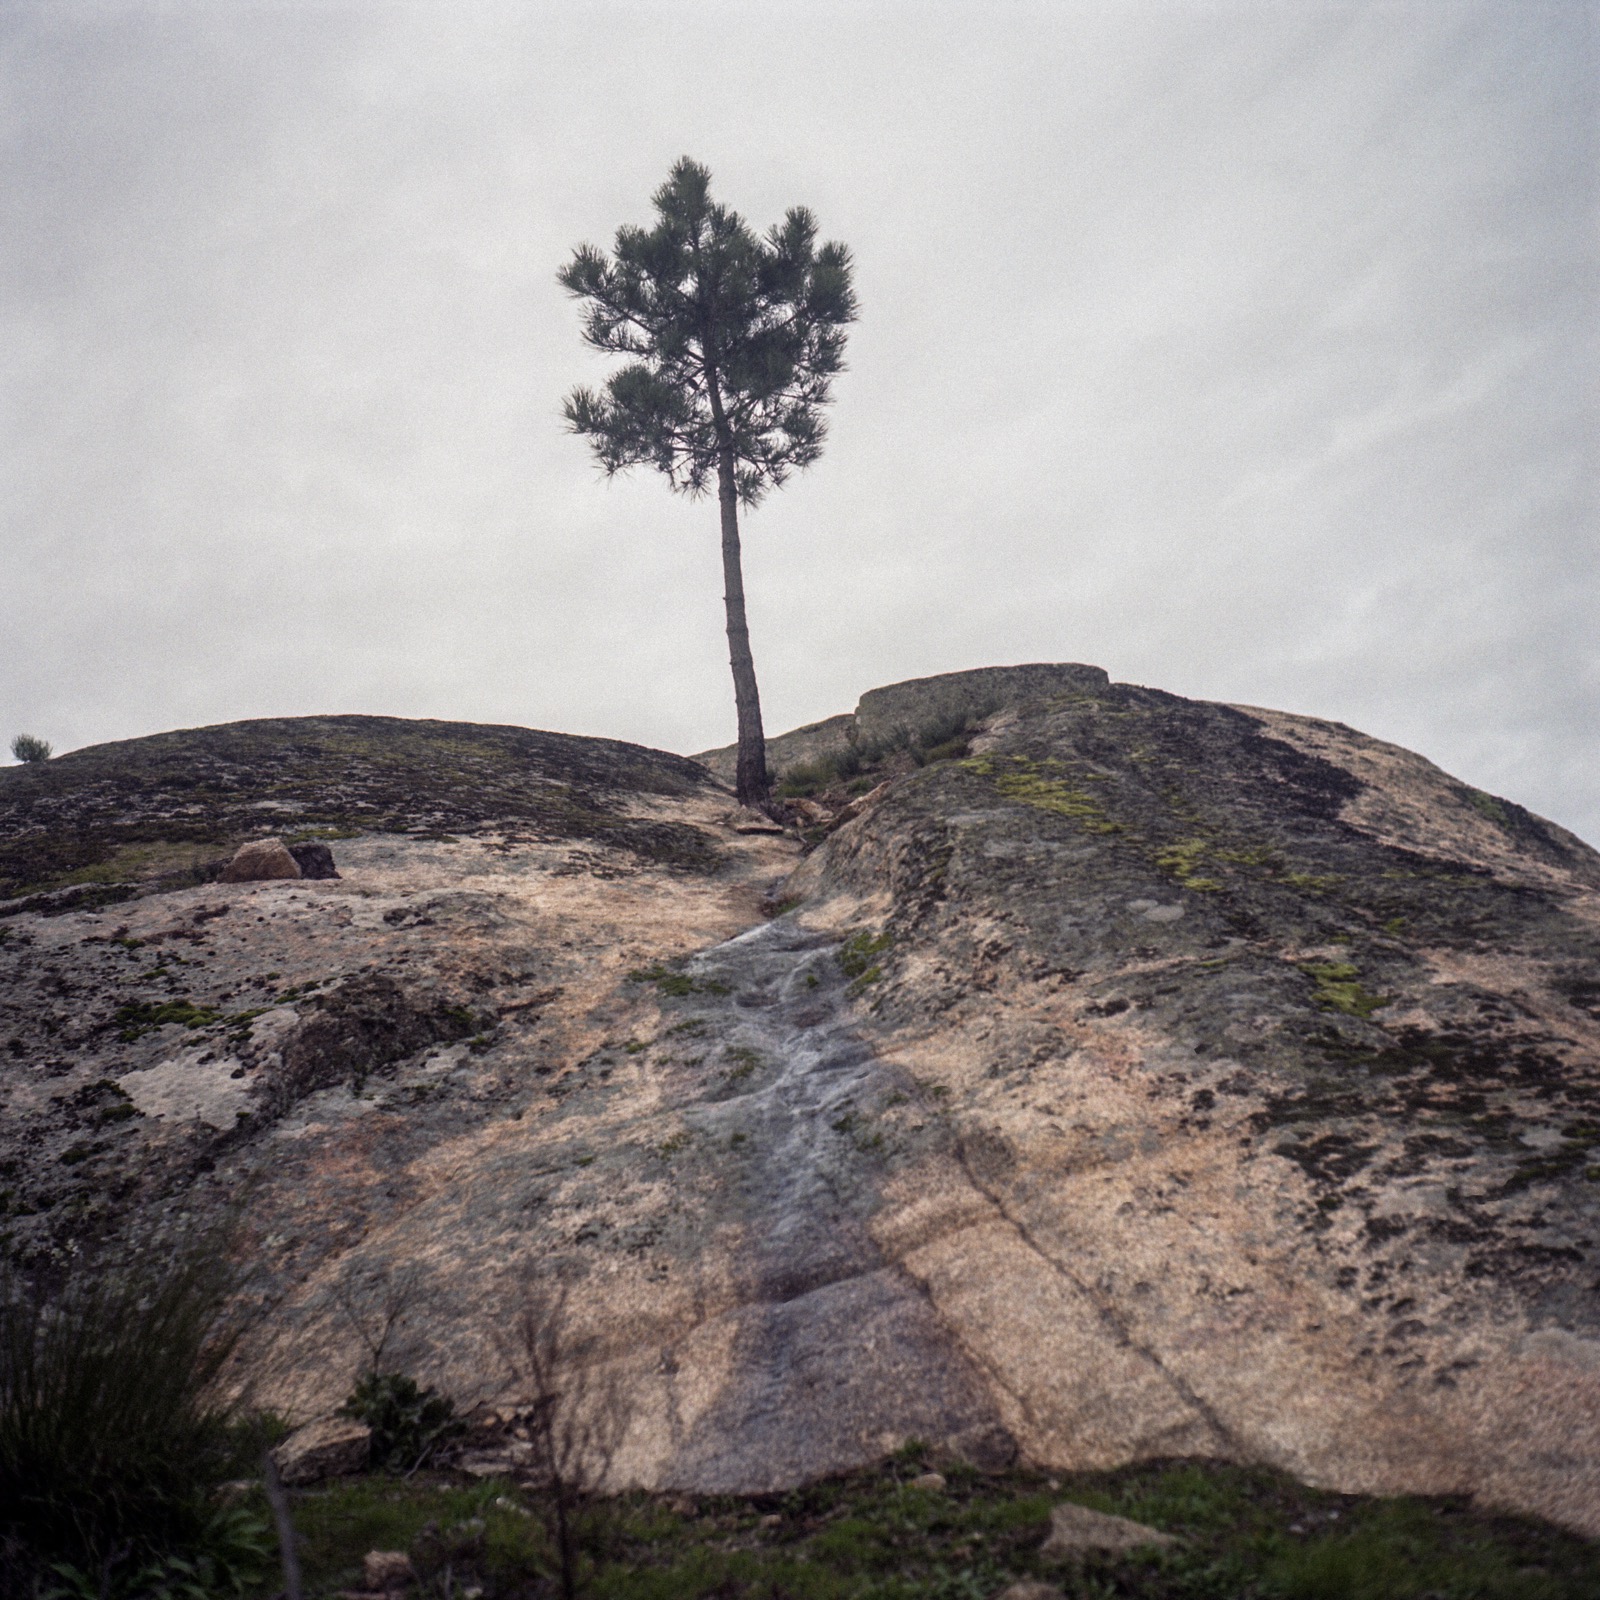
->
left=10, top=734, right=51, bottom=764
left=724, top=1047, right=761, bottom=1082
left=341, top=1371, right=463, bottom=1474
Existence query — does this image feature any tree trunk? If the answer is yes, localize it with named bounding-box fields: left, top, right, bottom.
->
left=716, top=443, right=770, bottom=806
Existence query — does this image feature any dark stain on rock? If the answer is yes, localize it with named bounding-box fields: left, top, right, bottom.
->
left=259, top=975, right=481, bottom=1114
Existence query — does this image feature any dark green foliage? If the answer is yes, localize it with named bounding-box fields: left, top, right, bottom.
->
left=339, top=1372, right=464, bottom=1474
left=559, top=158, right=856, bottom=807
left=559, top=158, right=856, bottom=507
left=0, top=1232, right=273, bottom=1596
left=10, top=735, right=51, bottom=764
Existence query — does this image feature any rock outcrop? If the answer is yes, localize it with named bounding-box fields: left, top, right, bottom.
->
left=1, top=670, right=1596, bottom=1535
left=220, top=838, right=302, bottom=882
left=692, top=663, right=1112, bottom=785
left=271, top=1414, right=372, bottom=1485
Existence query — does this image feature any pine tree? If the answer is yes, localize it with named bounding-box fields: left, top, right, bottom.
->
left=559, top=159, right=857, bottom=806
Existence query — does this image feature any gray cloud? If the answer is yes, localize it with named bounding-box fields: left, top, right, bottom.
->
left=3, top=2, right=1595, bottom=840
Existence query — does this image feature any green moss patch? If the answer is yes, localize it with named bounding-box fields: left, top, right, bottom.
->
left=113, top=998, right=225, bottom=1041
left=1301, top=961, right=1391, bottom=1020
left=1154, top=837, right=1223, bottom=892
left=627, top=965, right=731, bottom=999
left=964, top=755, right=1124, bottom=835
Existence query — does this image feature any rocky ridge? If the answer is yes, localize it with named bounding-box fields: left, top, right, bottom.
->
left=1, top=668, right=1596, bottom=1535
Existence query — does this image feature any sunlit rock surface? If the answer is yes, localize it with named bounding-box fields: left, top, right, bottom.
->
left=1, top=674, right=1596, bottom=1533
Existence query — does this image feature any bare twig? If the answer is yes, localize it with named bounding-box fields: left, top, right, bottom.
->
left=503, top=1280, right=628, bottom=1600
left=331, top=1260, right=424, bottom=1377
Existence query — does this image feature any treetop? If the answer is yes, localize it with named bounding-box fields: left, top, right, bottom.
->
left=559, top=158, right=857, bottom=505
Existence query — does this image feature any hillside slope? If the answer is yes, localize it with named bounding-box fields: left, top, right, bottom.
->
left=2, top=671, right=1597, bottom=1534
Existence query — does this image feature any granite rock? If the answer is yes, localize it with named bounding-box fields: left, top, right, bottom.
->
left=1038, top=1501, right=1179, bottom=1556
left=2, top=672, right=1596, bottom=1537
left=272, top=1414, right=371, bottom=1484
left=220, top=838, right=301, bottom=882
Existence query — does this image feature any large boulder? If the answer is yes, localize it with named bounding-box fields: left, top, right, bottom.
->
left=219, top=838, right=301, bottom=882
left=692, top=664, right=1112, bottom=784
left=4, top=671, right=1597, bottom=1538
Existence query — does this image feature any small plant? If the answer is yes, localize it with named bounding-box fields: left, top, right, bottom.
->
left=332, top=1261, right=463, bottom=1474
left=10, top=734, right=51, bottom=764
left=1463, top=786, right=1510, bottom=825
left=724, top=1047, right=761, bottom=1082
left=340, top=1371, right=463, bottom=1475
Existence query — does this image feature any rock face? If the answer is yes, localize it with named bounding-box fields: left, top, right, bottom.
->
left=1, top=671, right=1597, bottom=1535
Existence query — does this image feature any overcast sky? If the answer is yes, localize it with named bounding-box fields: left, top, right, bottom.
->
left=3, top=2, right=1595, bottom=842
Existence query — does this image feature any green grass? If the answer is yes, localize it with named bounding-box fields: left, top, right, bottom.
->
left=283, top=1476, right=545, bottom=1596
left=244, top=1454, right=1598, bottom=1600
